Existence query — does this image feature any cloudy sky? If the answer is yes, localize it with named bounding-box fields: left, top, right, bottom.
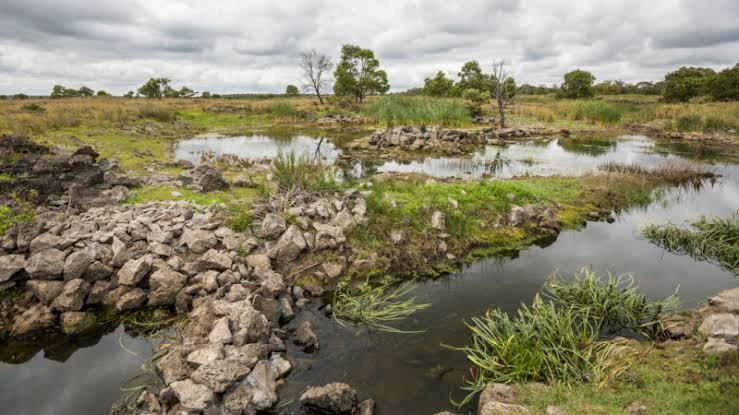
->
left=1, top=0, right=737, bottom=95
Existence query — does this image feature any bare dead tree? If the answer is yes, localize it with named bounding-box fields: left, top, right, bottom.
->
left=490, top=59, right=513, bottom=128
left=299, top=49, right=333, bottom=104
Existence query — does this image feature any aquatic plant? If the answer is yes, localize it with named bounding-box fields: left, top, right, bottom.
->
left=271, top=151, right=337, bottom=193
left=452, top=269, right=674, bottom=406
left=598, top=160, right=717, bottom=187
left=331, top=279, right=430, bottom=333
left=544, top=267, right=679, bottom=337
left=642, top=213, right=739, bottom=275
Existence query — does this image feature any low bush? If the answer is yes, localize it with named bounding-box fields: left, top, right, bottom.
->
left=271, top=151, right=337, bottom=193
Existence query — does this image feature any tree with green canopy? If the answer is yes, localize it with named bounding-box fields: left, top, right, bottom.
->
left=333, top=44, right=389, bottom=102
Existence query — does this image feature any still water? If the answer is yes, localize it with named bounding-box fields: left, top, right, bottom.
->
left=1, top=133, right=737, bottom=414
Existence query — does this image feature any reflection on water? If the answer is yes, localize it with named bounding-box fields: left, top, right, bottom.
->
left=175, top=133, right=341, bottom=164
left=281, top=160, right=739, bottom=414
left=0, top=325, right=157, bottom=415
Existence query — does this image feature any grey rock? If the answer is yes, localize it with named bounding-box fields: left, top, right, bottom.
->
left=170, top=378, right=215, bottom=411
left=115, top=288, right=147, bottom=311
left=0, top=254, right=26, bottom=282
left=243, top=360, right=278, bottom=411
left=117, top=255, right=153, bottom=286
left=29, top=232, right=62, bottom=253
left=331, top=209, right=355, bottom=229
left=705, top=287, right=739, bottom=315
left=272, top=225, right=307, bottom=265
left=11, top=304, right=56, bottom=337
left=703, top=337, right=738, bottom=354
left=313, top=222, right=345, bottom=250
left=25, top=248, right=66, bottom=280
left=508, top=206, right=527, bottom=226
left=698, top=313, right=739, bottom=338
left=546, top=406, right=568, bottom=415
left=322, top=262, right=343, bottom=279
left=149, top=242, right=174, bottom=257
left=148, top=267, right=188, bottom=306
left=356, top=399, right=376, bottom=415
left=431, top=211, right=446, bottom=231
left=246, top=253, right=271, bottom=270
left=27, top=280, right=63, bottom=305
left=209, top=316, right=232, bottom=344
left=269, top=354, right=291, bottom=380
left=226, top=284, right=250, bottom=302
left=261, top=213, right=286, bottom=239
left=180, top=228, right=217, bottom=254
left=52, top=279, right=91, bottom=312
left=156, top=349, right=192, bottom=385
left=295, top=320, right=319, bottom=352
left=186, top=344, right=224, bottom=366
left=190, top=358, right=251, bottom=393
left=299, top=382, right=357, bottom=414
left=197, top=249, right=232, bottom=271
left=86, top=280, right=112, bottom=305
left=111, top=237, right=129, bottom=267
left=63, top=251, right=93, bottom=280
left=254, top=295, right=282, bottom=324
left=60, top=311, right=97, bottom=335
left=223, top=383, right=255, bottom=414
left=84, top=261, right=113, bottom=281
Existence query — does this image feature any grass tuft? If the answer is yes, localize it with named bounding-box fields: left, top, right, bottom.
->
left=362, top=96, right=471, bottom=127
left=642, top=212, right=739, bottom=275
left=271, top=151, right=338, bottom=193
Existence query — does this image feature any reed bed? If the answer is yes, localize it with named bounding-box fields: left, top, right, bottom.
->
left=362, top=95, right=471, bottom=127
left=642, top=213, right=739, bottom=274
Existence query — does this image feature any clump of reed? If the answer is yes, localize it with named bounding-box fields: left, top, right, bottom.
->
left=642, top=213, right=739, bottom=275
left=452, top=268, right=677, bottom=406
left=599, top=160, right=717, bottom=187
left=331, top=279, right=430, bottom=333
left=271, top=151, right=337, bottom=193
left=362, top=95, right=471, bottom=127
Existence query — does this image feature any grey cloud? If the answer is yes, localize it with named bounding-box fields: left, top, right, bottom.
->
left=0, top=0, right=738, bottom=94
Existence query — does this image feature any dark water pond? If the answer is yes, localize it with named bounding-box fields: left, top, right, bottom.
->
left=0, top=325, right=158, bottom=415
left=2, top=133, right=737, bottom=414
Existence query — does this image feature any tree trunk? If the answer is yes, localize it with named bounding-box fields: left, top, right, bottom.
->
left=315, top=88, right=324, bottom=104
left=497, top=95, right=506, bottom=128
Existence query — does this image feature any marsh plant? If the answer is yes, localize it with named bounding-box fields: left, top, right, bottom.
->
left=452, top=268, right=678, bottom=406
left=331, top=279, right=430, bottom=333
left=642, top=212, right=739, bottom=275
left=271, top=151, right=337, bottom=193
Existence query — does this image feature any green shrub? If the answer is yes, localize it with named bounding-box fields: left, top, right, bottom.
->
left=570, top=101, right=624, bottom=124
left=137, top=105, right=176, bottom=122
left=269, top=102, right=304, bottom=119
left=702, top=115, right=731, bottom=132
left=362, top=95, right=470, bottom=127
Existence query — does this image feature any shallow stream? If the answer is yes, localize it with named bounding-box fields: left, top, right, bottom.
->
left=2, top=132, right=737, bottom=414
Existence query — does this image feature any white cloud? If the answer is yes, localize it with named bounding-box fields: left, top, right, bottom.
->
left=0, top=0, right=737, bottom=94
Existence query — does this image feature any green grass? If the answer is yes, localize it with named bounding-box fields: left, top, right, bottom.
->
left=642, top=213, right=739, bottom=275
left=451, top=270, right=680, bottom=407
left=331, top=278, right=430, bottom=333
left=516, top=344, right=739, bottom=415
left=271, top=151, right=338, bottom=193
left=544, top=268, right=679, bottom=337
left=362, top=95, right=471, bottom=127
left=124, top=185, right=261, bottom=205
left=0, top=196, right=35, bottom=236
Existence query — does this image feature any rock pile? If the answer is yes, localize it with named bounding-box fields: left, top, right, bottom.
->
left=698, top=287, right=739, bottom=354
left=316, top=114, right=369, bottom=125
left=364, top=126, right=567, bottom=154
left=0, top=136, right=140, bottom=208
left=507, top=205, right=562, bottom=237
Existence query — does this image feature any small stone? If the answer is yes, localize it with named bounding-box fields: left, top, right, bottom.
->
left=624, top=400, right=647, bottom=415
left=186, top=344, right=224, bottom=366
left=299, top=383, right=357, bottom=414
left=190, top=358, right=251, bottom=393
left=117, top=255, right=153, bottom=286
left=295, top=320, right=319, bottom=352
left=63, top=251, right=93, bottom=280
left=170, top=379, right=214, bottom=411
left=272, top=225, right=307, bottom=265
left=156, top=349, right=191, bottom=385
left=116, top=288, right=147, bottom=311
left=11, top=304, right=56, bottom=337
left=546, top=406, right=568, bottom=415
left=698, top=313, right=739, bottom=338
left=27, top=280, right=63, bottom=305
left=209, top=317, right=232, bottom=344
left=322, top=262, right=343, bottom=279
left=269, top=354, right=291, bottom=380
left=703, top=337, right=738, bottom=354
left=261, top=213, right=287, bottom=239
left=223, top=383, right=254, bottom=413
left=180, top=228, right=217, bottom=254
left=149, top=242, right=174, bottom=257
left=198, top=249, right=233, bottom=271
left=52, top=278, right=91, bottom=312
left=431, top=211, right=446, bottom=231
left=244, top=360, right=278, bottom=411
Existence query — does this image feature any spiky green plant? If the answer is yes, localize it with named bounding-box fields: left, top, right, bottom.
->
left=642, top=213, right=739, bottom=275
left=332, top=279, right=430, bottom=333
left=271, top=151, right=337, bottom=193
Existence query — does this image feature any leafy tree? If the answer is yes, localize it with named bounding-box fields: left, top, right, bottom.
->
left=51, top=85, right=68, bottom=98
left=423, top=71, right=454, bottom=97
left=704, top=64, right=739, bottom=101
left=77, top=86, right=94, bottom=97
left=661, top=67, right=715, bottom=102
left=137, top=77, right=171, bottom=99
left=13, top=93, right=29, bottom=100
left=461, top=88, right=489, bottom=117
left=124, top=91, right=135, bottom=98
left=333, top=44, right=389, bottom=102
left=299, top=49, right=333, bottom=104
left=559, top=69, right=595, bottom=99
left=285, top=84, right=300, bottom=97
left=178, top=86, right=196, bottom=98
left=96, top=90, right=110, bottom=96
left=163, top=85, right=180, bottom=98
left=455, top=61, right=488, bottom=95
left=201, top=91, right=211, bottom=98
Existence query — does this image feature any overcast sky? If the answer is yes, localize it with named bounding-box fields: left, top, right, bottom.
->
left=1, top=0, right=737, bottom=95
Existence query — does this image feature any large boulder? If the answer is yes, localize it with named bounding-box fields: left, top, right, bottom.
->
left=179, top=165, right=228, bottom=193
left=170, top=378, right=215, bottom=411
left=313, top=222, right=345, bottom=250
left=698, top=313, right=739, bottom=338
left=60, top=311, right=97, bottom=335
left=299, top=383, right=358, bottom=414
left=190, top=358, right=252, bottom=393
left=243, top=360, right=278, bottom=411
left=147, top=267, right=187, bottom=306
left=62, top=251, right=93, bottom=280
left=117, top=255, right=153, bottom=286
left=25, top=248, right=66, bottom=280
left=180, top=228, right=217, bottom=254
left=295, top=320, right=319, bottom=352
left=27, top=280, right=63, bottom=305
